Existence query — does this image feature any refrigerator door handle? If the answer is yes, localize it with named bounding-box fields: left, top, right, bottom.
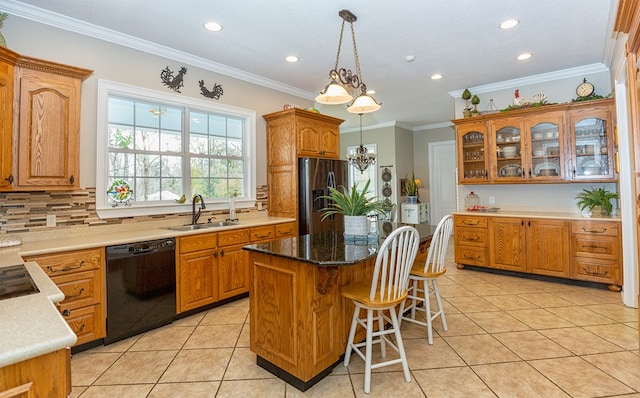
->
left=327, top=171, right=336, bottom=190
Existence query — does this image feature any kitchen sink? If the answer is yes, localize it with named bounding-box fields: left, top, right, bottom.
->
left=163, top=221, right=241, bottom=231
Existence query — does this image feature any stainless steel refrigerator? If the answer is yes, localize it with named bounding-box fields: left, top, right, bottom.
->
left=298, top=157, right=348, bottom=235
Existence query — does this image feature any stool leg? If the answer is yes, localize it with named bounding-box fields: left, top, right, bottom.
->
left=389, top=306, right=411, bottom=383
left=364, top=308, right=374, bottom=394
left=378, top=310, right=386, bottom=358
left=343, top=303, right=360, bottom=367
left=433, top=280, right=448, bottom=331
left=425, top=280, right=434, bottom=345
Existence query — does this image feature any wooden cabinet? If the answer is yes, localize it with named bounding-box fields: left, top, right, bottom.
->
left=570, top=220, right=622, bottom=290
left=0, top=48, right=17, bottom=189
left=177, top=232, right=218, bottom=313
left=275, top=221, right=296, bottom=238
left=0, top=47, right=92, bottom=191
left=0, top=348, right=71, bottom=398
left=453, top=99, right=617, bottom=184
left=218, top=229, right=250, bottom=300
left=24, top=248, right=105, bottom=346
left=453, top=215, right=489, bottom=266
left=264, top=108, right=343, bottom=220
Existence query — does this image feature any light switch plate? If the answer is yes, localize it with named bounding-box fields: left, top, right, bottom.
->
left=46, top=214, right=56, bottom=227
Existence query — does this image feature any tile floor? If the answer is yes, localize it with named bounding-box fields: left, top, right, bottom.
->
left=71, top=244, right=639, bottom=397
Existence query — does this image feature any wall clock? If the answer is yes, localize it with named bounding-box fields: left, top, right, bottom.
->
left=576, top=78, right=595, bottom=98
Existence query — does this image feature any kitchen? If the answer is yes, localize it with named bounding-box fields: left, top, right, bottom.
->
left=1, top=1, right=639, bottom=397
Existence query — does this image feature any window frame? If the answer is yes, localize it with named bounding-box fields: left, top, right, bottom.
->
left=96, top=79, right=256, bottom=219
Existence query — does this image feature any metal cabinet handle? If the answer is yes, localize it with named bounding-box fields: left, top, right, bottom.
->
left=582, top=267, right=609, bottom=277
left=61, top=309, right=71, bottom=317
left=5, top=174, right=13, bottom=184
left=462, top=220, right=479, bottom=225
left=463, top=254, right=481, bottom=260
left=220, top=249, right=225, bottom=257
left=69, top=175, right=75, bottom=184
left=65, top=288, right=85, bottom=299
left=255, top=233, right=272, bottom=239
left=48, top=260, right=85, bottom=273
left=213, top=251, right=218, bottom=258
left=582, top=227, right=606, bottom=234
left=462, top=234, right=481, bottom=242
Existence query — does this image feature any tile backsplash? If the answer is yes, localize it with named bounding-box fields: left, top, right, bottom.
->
left=0, top=186, right=268, bottom=234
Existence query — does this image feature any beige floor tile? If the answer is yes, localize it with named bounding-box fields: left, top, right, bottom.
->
left=216, top=378, right=286, bottom=398
left=223, top=347, right=277, bottom=380
left=351, top=370, right=424, bottom=397
left=447, top=296, right=501, bottom=313
left=403, top=337, right=467, bottom=369
left=585, top=303, right=639, bottom=323
left=546, top=306, right=617, bottom=326
left=94, top=350, right=177, bottom=385
left=516, top=292, right=574, bottom=307
left=443, top=334, right=519, bottom=365
left=413, top=367, right=497, bottom=398
left=183, top=324, right=243, bottom=349
left=626, top=322, right=639, bottom=330
left=236, top=323, right=250, bottom=347
left=159, top=348, right=233, bottom=382
left=286, top=375, right=355, bottom=398
left=129, top=325, right=195, bottom=351
left=538, top=327, right=626, bottom=355
left=85, top=335, right=140, bottom=353
left=148, top=381, right=220, bottom=397
left=201, top=305, right=249, bottom=325
left=583, top=323, right=640, bottom=351
left=507, top=308, right=575, bottom=329
left=437, top=283, right=477, bottom=298
left=71, top=352, right=121, bottom=386
left=74, top=384, right=154, bottom=397
left=530, top=356, right=635, bottom=397
left=466, top=311, right=531, bottom=333
left=497, top=282, right=555, bottom=294
left=483, top=294, right=539, bottom=311
left=463, top=283, right=512, bottom=296
left=343, top=343, right=404, bottom=374
left=492, top=330, right=572, bottom=360
left=172, top=312, right=206, bottom=326
left=552, top=290, right=615, bottom=305
left=70, top=386, right=86, bottom=398
left=583, top=351, right=640, bottom=391
left=472, top=361, right=570, bottom=398
left=445, top=273, right=489, bottom=285
left=432, top=313, right=485, bottom=336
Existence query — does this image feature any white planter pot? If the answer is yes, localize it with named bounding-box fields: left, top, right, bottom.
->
left=344, top=215, right=369, bottom=237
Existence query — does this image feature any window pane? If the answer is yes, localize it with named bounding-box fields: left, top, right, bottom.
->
left=190, top=157, right=209, bottom=178
left=228, top=159, right=243, bottom=178
left=210, top=136, right=226, bottom=156
left=162, top=155, right=182, bottom=178
left=108, top=152, right=134, bottom=176
left=228, top=137, right=242, bottom=157
left=135, top=178, right=160, bottom=201
left=190, top=133, right=209, bottom=154
left=108, top=126, right=134, bottom=149
left=190, top=112, right=208, bottom=134
left=210, top=159, right=227, bottom=178
left=136, top=154, right=160, bottom=177
left=210, top=115, right=226, bottom=136
left=135, top=128, right=160, bottom=151
left=160, top=129, right=182, bottom=152
left=160, top=178, right=182, bottom=200
left=162, top=107, right=182, bottom=130
left=227, top=118, right=243, bottom=139
left=136, top=102, right=161, bottom=128
left=108, top=97, right=134, bottom=125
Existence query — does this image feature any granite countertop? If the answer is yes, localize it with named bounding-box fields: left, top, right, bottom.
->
left=244, top=222, right=436, bottom=266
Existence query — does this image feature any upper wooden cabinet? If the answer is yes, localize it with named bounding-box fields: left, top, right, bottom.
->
left=0, top=47, right=92, bottom=191
left=263, top=108, right=343, bottom=220
left=454, top=98, right=617, bottom=184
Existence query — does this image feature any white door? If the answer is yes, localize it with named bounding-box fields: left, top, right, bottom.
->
left=429, top=140, right=457, bottom=224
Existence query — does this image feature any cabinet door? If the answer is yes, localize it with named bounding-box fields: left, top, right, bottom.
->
left=568, top=104, right=616, bottom=180
left=297, top=118, right=322, bottom=157
left=16, top=68, right=81, bottom=189
left=456, top=122, right=489, bottom=183
left=177, top=249, right=218, bottom=313
left=526, top=218, right=570, bottom=277
left=319, top=122, right=340, bottom=158
left=218, top=243, right=249, bottom=300
left=0, top=59, right=13, bottom=189
left=489, top=217, right=526, bottom=271
left=526, top=113, right=565, bottom=181
left=266, top=115, right=297, bottom=218
left=491, top=118, right=525, bottom=182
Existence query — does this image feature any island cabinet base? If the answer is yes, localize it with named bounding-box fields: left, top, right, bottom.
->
left=0, top=348, right=71, bottom=398
left=249, top=251, right=375, bottom=390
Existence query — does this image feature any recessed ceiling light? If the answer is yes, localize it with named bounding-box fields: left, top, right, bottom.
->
left=405, top=55, right=415, bottom=62
left=517, top=52, right=532, bottom=61
left=366, top=89, right=376, bottom=95
left=284, top=55, right=299, bottom=63
left=499, top=19, right=519, bottom=29
left=204, top=21, right=223, bottom=32
left=431, top=74, right=443, bottom=80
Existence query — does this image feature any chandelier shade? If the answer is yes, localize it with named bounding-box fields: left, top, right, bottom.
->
left=316, top=81, right=352, bottom=104
left=348, top=89, right=381, bottom=114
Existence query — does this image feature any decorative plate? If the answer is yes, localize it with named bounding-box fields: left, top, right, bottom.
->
left=382, top=184, right=392, bottom=197
left=498, top=164, right=522, bottom=177
left=534, top=162, right=560, bottom=176
left=381, top=168, right=392, bottom=182
left=107, top=179, right=133, bottom=204
left=578, top=157, right=605, bottom=176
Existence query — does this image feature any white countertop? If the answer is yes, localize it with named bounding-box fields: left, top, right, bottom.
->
left=0, top=211, right=294, bottom=368
left=452, top=210, right=621, bottom=221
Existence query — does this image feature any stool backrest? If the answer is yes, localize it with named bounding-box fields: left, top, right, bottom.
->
left=422, top=214, right=454, bottom=274
left=370, top=226, right=420, bottom=302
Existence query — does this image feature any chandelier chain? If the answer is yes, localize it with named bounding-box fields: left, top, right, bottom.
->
left=333, top=19, right=346, bottom=73
left=350, top=21, right=365, bottom=91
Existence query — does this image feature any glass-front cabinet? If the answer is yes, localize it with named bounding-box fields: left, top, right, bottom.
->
left=456, top=122, right=489, bottom=184
left=491, top=117, right=524, bottom=182
left=568, top=103, right=616, bottom=180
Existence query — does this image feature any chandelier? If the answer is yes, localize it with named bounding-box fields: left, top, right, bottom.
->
left=348, top=114, right=376, bottom=173
left=316, top=9, right=381, bottom=114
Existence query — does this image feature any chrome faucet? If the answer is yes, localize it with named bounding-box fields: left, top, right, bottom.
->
left=192, top=194, right=206, bottom=224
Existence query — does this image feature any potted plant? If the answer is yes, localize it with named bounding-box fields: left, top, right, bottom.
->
left=471, top=95, right=481, bottom=116
left=575, top=187, right=619, bottom=216
left=319, top=180, right=385, bottom=236
left=405, top=172, right=419, bottom=203
left=462, top=89, right=472, bottom=117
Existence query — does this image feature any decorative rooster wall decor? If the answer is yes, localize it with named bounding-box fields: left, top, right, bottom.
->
left=199, top=80, right=224, bottom=100
left=160, top=66, right=187, bottom=93
left=513, top=89, right=547, bottom=106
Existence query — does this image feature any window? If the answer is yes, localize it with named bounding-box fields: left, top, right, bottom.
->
left=96, top=80, right=256, bottom=218
left=347, top=143, right=378, bottom=197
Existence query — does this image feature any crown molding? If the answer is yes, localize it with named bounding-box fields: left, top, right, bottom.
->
left=448, top=63, right=610, bottom=99
left=2, top=0, right=317, bottom=100
left=413, top=121, right=454, bottom=132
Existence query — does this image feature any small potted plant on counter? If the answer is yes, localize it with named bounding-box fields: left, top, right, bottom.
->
left=319, top=180, right=385, bottom=237
left=575, top=187, right=619, bottom=216
left=405, top=172, right=419, bottom=203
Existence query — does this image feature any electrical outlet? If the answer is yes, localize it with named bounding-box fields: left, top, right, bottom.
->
left=489, top=196, right=495, bottom=204
left=46, top=214, right=56, bottom=227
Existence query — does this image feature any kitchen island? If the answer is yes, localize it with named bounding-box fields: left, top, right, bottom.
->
left=244, top=222, right=435, bottom=391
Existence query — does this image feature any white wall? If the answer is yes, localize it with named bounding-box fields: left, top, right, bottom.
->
left=3, top=16, right=313, bottom=189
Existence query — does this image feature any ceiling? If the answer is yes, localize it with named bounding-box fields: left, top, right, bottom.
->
left=2, top=0, right=618, bottom=130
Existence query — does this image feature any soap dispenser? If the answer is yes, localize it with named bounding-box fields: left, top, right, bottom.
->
left=228, top=197, right=237, bottom=221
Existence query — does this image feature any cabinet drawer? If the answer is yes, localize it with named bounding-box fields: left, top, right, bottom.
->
left=454, top=216, right=487, bottom=228
left=455, top=245, right=488, bottom=266
left=218, top=228, right=250, bottom=246
left=26, top=248, right=102, bottom=277
left=51, top=269, right=101, bottom=310
left=572, top=257, right=621, bottom=285
left=179, top=232, right=217, bottom=254
left=275, top=222, right=296, bottom=238
left=58, top=303, right=105, bottom=346
left=571, top=235, right=619, bottom=259
left=455, top=227, right=488, bottom=246
left=571, top=221, right=619, bottom=237
left=250, top=225, right=276, bottom=242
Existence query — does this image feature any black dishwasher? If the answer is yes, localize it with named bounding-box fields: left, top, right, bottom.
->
left=105, top=238, right=176, bottom=344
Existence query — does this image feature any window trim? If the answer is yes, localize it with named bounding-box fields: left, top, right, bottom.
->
left=96, top=79, right=256, bottom=219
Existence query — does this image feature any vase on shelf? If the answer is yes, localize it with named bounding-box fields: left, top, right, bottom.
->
left=406, top=196, right=418, bottom=204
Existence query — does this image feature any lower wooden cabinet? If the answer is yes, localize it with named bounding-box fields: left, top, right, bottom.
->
left=454, top=215, right=489, bottom=266
left=0, top=348, right=71, bottom=398
left=23, top=248, right=106, bottom=346
left=218, top=229, right=250, bottom=300
left=570, top=220, right=622, bottom=290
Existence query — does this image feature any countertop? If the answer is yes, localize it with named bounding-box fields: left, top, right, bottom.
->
left=452, top=210, right=621, bottom=221
left=244, top=222, right=436, bottom=265
left=0, top=211, right=294, bottom=368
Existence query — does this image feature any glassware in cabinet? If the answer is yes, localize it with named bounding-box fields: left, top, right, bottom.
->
left=527, top=114, right=565, bottom=180
left=492, top=118, right=524, bottom=181
left=456, top=123, right=489, bottom=183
